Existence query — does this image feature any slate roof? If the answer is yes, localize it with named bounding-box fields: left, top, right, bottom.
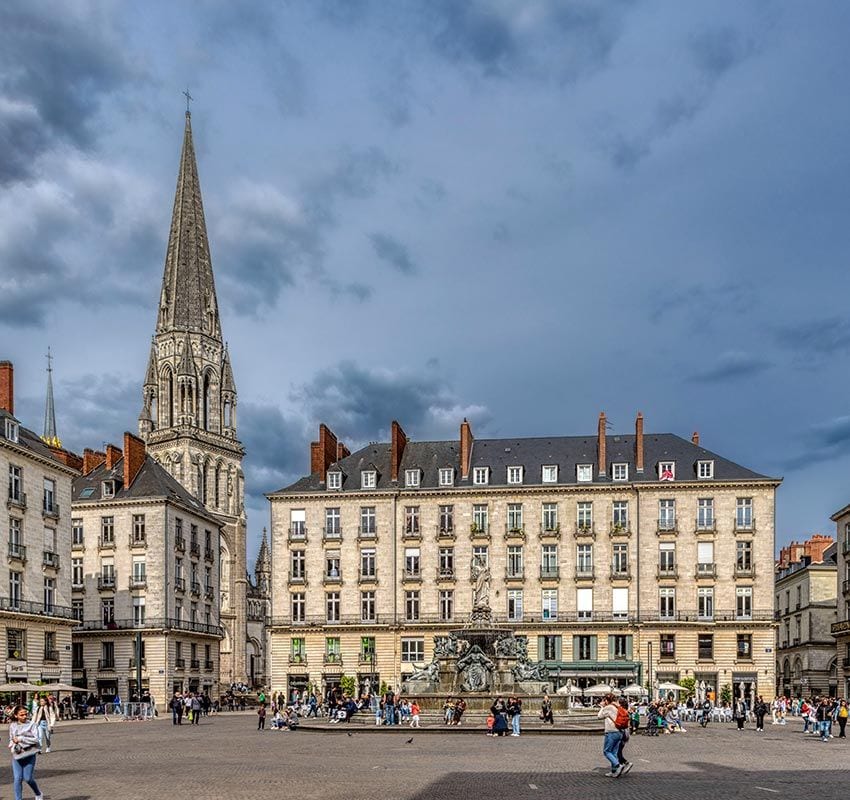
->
left=0, top=408, right=72, bottom=468
left=72, top=453, right=220, bottom=525
left=271, top=431, right=777, bottom=495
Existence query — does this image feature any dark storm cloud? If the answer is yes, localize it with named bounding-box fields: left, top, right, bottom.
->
left=775, top=317, right=850, bottom=357
left=689, top=351, right=773, bottom=384
left=783, top=415, right=850, bottom=471
left=689, top=25, right=754, bottom=78
left=293, top=359, right=491, bottom=445
left=0, top=1, right=134, bottom=184
left=368, top=232, right=417, bottom=275
left=649, top=281, right=757, bottom=328
left=428, top=1, right=516, bottom=76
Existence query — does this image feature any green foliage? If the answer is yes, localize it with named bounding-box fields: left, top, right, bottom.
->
left=720, top=683, right=732, bottom=704
left=340, top=675, right=356, bottom=697
left=379, top=680, right=388, bottom=697
left=679, top=677, right=696, bottom=695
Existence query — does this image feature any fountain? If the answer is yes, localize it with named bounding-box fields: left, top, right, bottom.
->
left=404, top=557, right=549, bottom=698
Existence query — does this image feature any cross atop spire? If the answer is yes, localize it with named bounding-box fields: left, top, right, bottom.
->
left=182, top=88, right=193, bottom=115
left=42, top=346, right=60, bottom=448
left=156, top=112, right=221, bottom=339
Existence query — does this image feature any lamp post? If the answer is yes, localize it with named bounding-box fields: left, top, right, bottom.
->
left=647, top=642, right=654, bottom=699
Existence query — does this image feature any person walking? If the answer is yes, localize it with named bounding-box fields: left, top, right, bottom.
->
left=597, top=694, right=623, bottom=778
left=410, top=700, right=421, bottom=728
left=816, top=698, right=831, bottom=742
left=490, top=696, right=508, bottom=737
left=171, top=692, right=183, bottom=725
left=32, top=698, right=54, bottom=754
left=191, top=693, right=201, bottom=725
left=508, top=696, right=522, bottom=736
left=734, top=697, right=747, bottom=731
left=754, top=696, right=768, bottom=732
left=383, top=687, right=395, bottom=726
left=257, top=704, right=266, bottom=731
left=8, top=704, right=43, bottom=800
left=615, top=698, right=633, bottom=775
left=540, top=694, right=554, bottom=725
left=837, top=700, right=848, bottom=738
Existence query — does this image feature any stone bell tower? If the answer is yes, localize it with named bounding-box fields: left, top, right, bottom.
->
left=138, top=109, right=248, bottom=685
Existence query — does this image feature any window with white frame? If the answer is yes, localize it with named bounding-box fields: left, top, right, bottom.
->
left=290, top=549, right=306, bottom=580
left=133, top=595, right=146, bottom=626
left=401, top=638, right=424, bottom=662
left=542, top=503, right=558, bottom=532
left=8, top=465, right=22, bottom=501
left=472, top=545, right=489, bottom=567
left=697, top=498, right=714, bottom=529
left=327, top=471, right=342, bottom=489
left=439, top=547, right=454, bottom=575
left=542, top=465, right=558, bottom=483
left=612, top=542, right=628, bottom=575
left=577, top=502, right=593, bottom=530
left=577, top=544, right=593, bottom=573
left=360, top=506, right=376, bottom=535
left=71, top=558, right=83, bottom=588
left=612, top=501, right=628, bottom=529
left=736, top=498, right=753, bottom=529
left=659, top=587, right=676, bottom=618
left=659, top=461, right=675, bottom=481
left=507, top=503, right=523, bottom=532
left=102, top=481, right=114, bottom=499
left=507, top=589, right=523, bottom=621
left=697, top=460, right=714, bottom=479
left=325, top=552, right=341, bottom=579
left=4, top=419, right=18, bottom=442
left=361, top=591, right=376, bottom=621
left=439, top=505, right=454, bottom=533
left=439, top=468, right=454, bottom=487
left=576, top=464, right=593, bottom=482
left=541, top=544, right=558, bottom=576
left=507, top=466, right=523, bottom=485
left=360, top=548, right=376, bottom=578
left=697, top=541, right=714, bottom=572
left=289, top=509, right=306, bottom=537
left=612, top=463, right=628, bottom=482
left=361, top=470, right=377, bottom=489
left=439, top=590, right=454, bottom=621
left=612, top=587, right=629, bottom=620
left=736, top=587, right=753, bottom=619
left=326, top=591, right=340, bottom=622
left=404, top=506, right=419, bottom=534
left=325, top=507, right=341, bottom=536
left=473, top=466, right=489, bottom=485
left=542, top=589, right=558, bottom=620
left=43, top=478, right=56, bottom=512
left=405, top=590, right=420, bottom=621
left=658, top=499, right=676, bottom=530
left=507, top=545, right=523, bottom=577
left=404, top=547, right=420, bottom=577
left=577, top=587, right=593, bottom=620
left=472, top=504, right=488, bottom=532
left=697, top=587, right=714, bottom=620
left=405, top=469, right=420, bottom=488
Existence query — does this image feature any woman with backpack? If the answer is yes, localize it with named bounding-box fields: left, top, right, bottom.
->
left=615, top=698, right=634, bottom=775
left=754, top=696, right=768, bottom=732
left=597, top=694, right=624, bottom=777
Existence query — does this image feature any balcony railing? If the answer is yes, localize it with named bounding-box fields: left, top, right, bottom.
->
left=128, top=658, right=146, bottom=669
left=74, top=617, right=223, bottom=636
left=358, top=570, right=377, bottom=583
left=358, top=652, right=377, bottom=664
left=174, top=658, right=185, bottom=669
left=843, top=657, right=850, bottom=668
left=174, top=578, right=186, bottom=592
left=6, top=491, right=26, bottom=510
left=288, top=527, right=308, bottom=543
left=190, top=542, right=200, bottom=558
left=97, top=659, right=115, bottom=670
left=190, top=581, right=201, bottom=596
left=288, top=654, right=306, bottom=665
left=129, top=576, right=147, bottom=590
left=322, top=572, right=342, bottom=585
left=438, top=525, right=457, bottom=539
left=129, top=535, right=147, bottom=549
left=43, top=649, right=59, bottom=662
left=8, top=542, right=26, bottom=561
left=436, top=567, right=455, bottom=580
left=610, top=523, right=630, bottom=537
left=505, top=569, right=524, bottom=581
left=204, top=660, right=214, bottom=670
left=357, top=527, right=377, bottom=542
left=97, top=574, right=116, bottom=590
left=657, top=519, right=677, bottom=534
left=610, top=567, right=631, bottom=580
left=190, top=659, right=200, bottom=669
left=323, top=653, right=343, bottom=666
left=175, top=536, right=186, bottom=552
left=575, top=524, right=595, bottom=539
left=204, top=547, right=214, bottom=562
left=695, top=518, right=716, bottom=532
left=843, top=541, right=850, bottom=556
left=468, top=524, right=488, bottom=539
left=642, top=609, right=775, bottom=623
left=505, top=524, right=526, bottom=539
left=695, top=562, right=717, bottom=578
left=735, top=565, right=756, bottom=578
left=575, top=567, right=595, bottom=580
left=401, top=527, right=421, bottom=541
left=540, top=567, right=560, bottom=580
left=322, top=527, right=342, bottom=542
left=734, top=519, right=755, bottom=533
left=271, top=611, right=644, bottom=627
left=42, top=550, right=59, bottom=569
left=0, top=596, right=75, bottom=619
left=289, top=571, right=307, bottom=584
left=98, top=536, right=115, bottom=550
left=657, top=565, right=678, bottom=579
left=42, top=502, right=59, bottom=519
left=402, top=569, right=422, bottom=582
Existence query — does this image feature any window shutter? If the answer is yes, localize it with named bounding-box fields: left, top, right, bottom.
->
left=555, top=636, right=562, bottom=661
left=572, top=635, right=580, bottom=659
left=608, top=635, right=614, bottom=658
left=590, top=636, right=598, bottom=661
left=626, top=635, right=633, bottom=660
left=538, top=636, right=545, bottom=659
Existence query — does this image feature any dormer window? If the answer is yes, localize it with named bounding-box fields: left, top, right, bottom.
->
left=102, top=481, right=115, bottom=498
left=612, top=463, right=628, bottom=482
left=473, top=466, right=489, bottom=486
left=697, top=460, right=714, bottom=479
left=438, top=468, right=454, bottom=487
left=659, top=461, right=676, bottom=482
left=541, top=465, right=558, bottom=483
left=327, top=471, right=342, bottom=490
left=405, top=469, right=420, bottom=488
left=577, top=464, right=593, bottom=483
left=4, top=418, right=18, bottom=443
left=361, top=470, right=377, bottom=490
left=507, top=466, right=523, bottom=485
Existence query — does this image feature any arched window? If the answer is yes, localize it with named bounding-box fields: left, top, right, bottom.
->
left=161, top=367, right=173, bottom=427
left=215, top=463, right=221, bottom=509
left=197, top=462, right=205, bottom=503
left=223, top=398, right=231, bottom=429
left=203, top=372, right=212, bottom=431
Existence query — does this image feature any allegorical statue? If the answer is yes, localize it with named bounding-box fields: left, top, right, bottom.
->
left=457, top=645, right=494, bottom=693
left=472, top=556, right=491, bottom=609
left=408, top=661, right=439, bottom=683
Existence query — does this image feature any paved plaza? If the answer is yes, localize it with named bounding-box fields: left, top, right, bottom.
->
left=2, top=714, right=847, bottom=799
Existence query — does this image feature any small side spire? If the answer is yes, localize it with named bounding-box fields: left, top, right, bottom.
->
left=42, top=347, right=61, bottom=448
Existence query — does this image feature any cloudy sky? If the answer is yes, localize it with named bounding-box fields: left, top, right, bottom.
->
left=2, top=1, right=849, bottom=568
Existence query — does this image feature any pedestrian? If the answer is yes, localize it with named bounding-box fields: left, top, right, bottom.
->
left=383, top=686, right=395, bottom=726
left=490, top=696, right=508, bottom=737
left=540, top=694, right=554, bottom=725
left=734, top=697, right=747, bottom=731
left=8, top=704, right=43, bottom=800
left=508, top=696, right=522, bottom=736
left=32, top=698, right=54, bottom=754
left=171, top=692, right=183, bottom=725
left=754, top=695, right=767, bottom=732
left=410, top=700, right=421, bottom=728
left=257, top=704, right=266, bottom=731
left=191, top=693, right=201, bottom=725
left=816, top=698, right=831, bottom=742
left=838, top=700, right=848, bottom=738
left=615, top=698, right=633, bottom=775
left=597, top=694, right=624, bottom=778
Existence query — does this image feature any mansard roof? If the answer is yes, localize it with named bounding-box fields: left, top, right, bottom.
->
left=272, top=431, right=776, bottom=495
left=0, top=409, right=74, bottom=470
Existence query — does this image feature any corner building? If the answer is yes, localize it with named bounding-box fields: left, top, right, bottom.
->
left=268, top=414, right=780, bottom=703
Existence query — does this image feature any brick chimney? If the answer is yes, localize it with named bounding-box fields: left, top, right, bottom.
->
left=83, top=448, right=107, bottom=475
left=0, top=361, right=13, bottom=415
left=460, top=418, right=473, bottom=480
left=123, top=432, right=146, bottom=488
left=390, top=420, right=407, bottom=482
left=105, top=443, right=123, bottom=471
left=597, top=412, right=607, bottom=477
left=48, top=447, right=83, bottom=472
left=635, top=412, right=644, bottom=473
left=692, top=431, right=700, bottom=446
left=337, top=442, right=350, bottom=461
left=310, top=424, right=339, bottom=483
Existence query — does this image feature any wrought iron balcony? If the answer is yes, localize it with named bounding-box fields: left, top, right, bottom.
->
left=504, top=524, right=526, bottom=540
left=288, top=571, right=307, bottom=585
left=204, top=547, right=214, bottom=562
left=322, top=527, right=342, bottom=543
left=190, top=542, right=200, bottom=558
left=575, top=524, right=595, bottom=539
left=97, top=574, right=116, bottom=590
left=358, top=570, right=378, bottom=583
left=42, top=550, right=59, bottom=569
left=656, top=519, right=677, bottom=535
left=6, top=491, right=26, bottom=510
left=129, top=535, right=147, bottom=549
left=174, top=658, right=185, bottom=669
left=505, top=569, right=524, bottom=581
left=174, top=577, right=186, bottom=592
left=436, top=567, right=455, bottom=581
left=734, top=519, right=756, bottom=534
left=288, top=526, right=308, bottom=543
left=609, top=523, right=631, bottom=537
left=97, top=658, right=115, bottom=670
left=42, top=501, right=59, bottom=519
left=657, top=565, right=678, bottom=579
left=175, top=536, right=186, bottom=552
left=539, top=567, right=560, bottom=580
left=129, top=576, right=147, bottom=590
left=539, top=523, right=561, bottom=538
left=695, top=518, right=716, bottom=533
left=575, top=566, right=595, bottom=580
left=98, top=536, right=115, bottom=550
left=695, top=562, right=717, bottom=578
left=7, top=542, right=26, bottom=562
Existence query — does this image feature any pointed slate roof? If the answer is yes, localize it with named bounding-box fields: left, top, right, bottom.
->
left=256, top=529, right=270, bottom=571
left=177, top=335, right=197, bottom=377
left=222, top=347, right=236, bottom=393
left=42, top=348, right=60, bottom=448
left=143, top=340, right=158, bottom=387
left=157, top=112, right=221, bottom=338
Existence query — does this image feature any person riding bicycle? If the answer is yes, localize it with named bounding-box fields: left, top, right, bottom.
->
left=700, top=699, right=712, bottom=726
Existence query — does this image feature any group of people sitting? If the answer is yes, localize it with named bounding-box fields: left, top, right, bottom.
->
left=441, top=697, right=467, bottom=725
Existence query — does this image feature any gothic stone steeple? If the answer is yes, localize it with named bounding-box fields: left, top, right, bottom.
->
left=139, top=109, right=248, bottom=685
left=42, top=347, right=60, bottom=448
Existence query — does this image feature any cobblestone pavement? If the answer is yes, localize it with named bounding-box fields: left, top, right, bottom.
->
left=2, top=714, right=847, bottom=799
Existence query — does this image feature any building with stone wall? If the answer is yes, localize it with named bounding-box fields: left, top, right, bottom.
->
left=0, top=361, right=78, bottom=685
left=831, top=505, right=850, bottom=697
left=268, top=413, right=780, bottom=704
left=71, top=433, right=223, bottom=702
left=774, top=535, right=837, bottom=697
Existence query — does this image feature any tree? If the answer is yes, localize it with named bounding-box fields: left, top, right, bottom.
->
left=679, top=676, right=696, bottom=696
left=340, top=675, right=356, bottom=697
left=720, top=684, right=732, bottom=704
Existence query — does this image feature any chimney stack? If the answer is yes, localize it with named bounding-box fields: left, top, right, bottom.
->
left=635, top=412, right=644, bottom=473
left=0, top=361, right=13, bottom=416
left=105, top=443, right=123, bottom=471
left=83, top=448, right=107, bottom=475
left=310, top=423, right=339, bottom=483
left=460, top=418, right=474, bottom=480
left=337, top=442, right=350, bottom=461
left=597, top=412, right=607, bottom=477
left=390, top=420, right=407, bottom=482
left=123, top=432, right=146, bottom=488
left=692, top=431, right=700, bottom=446
left=48, top=447, right=83, bottom=472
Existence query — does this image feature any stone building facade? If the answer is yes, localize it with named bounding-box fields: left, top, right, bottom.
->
left=137, top=110, right=249, bottom=686
left=70, top=433, right=223, bottom=701
left=831, top=505, right=850, bottom=697
left=268, top=414, right=780, bottom=703
left=774, top=535, right=837, bottom=697
left=0, top=362, right=78, bottom=685
left=246, top=531, right=271, bottom=688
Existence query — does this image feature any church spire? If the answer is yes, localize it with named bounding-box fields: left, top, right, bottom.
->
left=42, top=347, right=60, bottom=448
left=156, top=111, right=221, bottom=339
